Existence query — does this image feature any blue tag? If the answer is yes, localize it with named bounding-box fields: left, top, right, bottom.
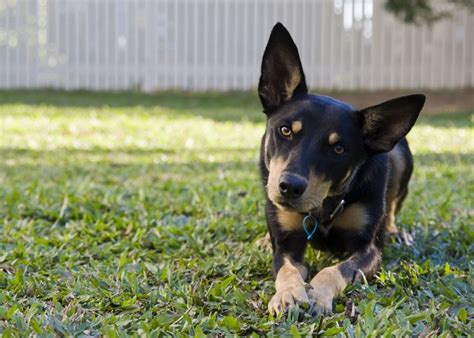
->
left=303, top=215, right=318, bottom=240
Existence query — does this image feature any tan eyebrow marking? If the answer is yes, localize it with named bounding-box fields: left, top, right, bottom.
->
left=291, top=120, right=302, bottom=134
left=328, top=132, right=340, bottom=145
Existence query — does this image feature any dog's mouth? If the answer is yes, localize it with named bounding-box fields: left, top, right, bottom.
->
left=274, top=199, right=319, bottom=214
left=276, top=200, right=295, bottom=210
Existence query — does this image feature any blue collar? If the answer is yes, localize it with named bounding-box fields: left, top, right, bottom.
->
left=302, top=199, right=345, bottom=240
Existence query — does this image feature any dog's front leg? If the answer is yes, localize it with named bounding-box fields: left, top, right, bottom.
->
left=268, top=233, right=309, bottom=316
left=308, top=243, right=382, bottom=315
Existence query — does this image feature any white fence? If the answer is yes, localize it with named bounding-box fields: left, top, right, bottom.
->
left=1, top=0, right=473, bottom=91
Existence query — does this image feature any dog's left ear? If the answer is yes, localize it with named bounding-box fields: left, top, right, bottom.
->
left=359, top=94, right=426, bottom=153
left=258, top=23, right=308, bottom=113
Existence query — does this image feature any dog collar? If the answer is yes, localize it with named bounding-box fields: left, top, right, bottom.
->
left=303, top=199, right=345, bottom=240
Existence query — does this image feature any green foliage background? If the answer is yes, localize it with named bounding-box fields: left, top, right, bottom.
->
left=385, top=0, right=474, bottom=24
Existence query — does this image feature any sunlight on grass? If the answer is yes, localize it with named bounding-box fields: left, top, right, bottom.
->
left=409, top=126, right=472, bottom=154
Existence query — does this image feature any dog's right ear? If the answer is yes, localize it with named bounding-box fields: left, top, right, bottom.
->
left=358, top=94, right=426, bottom=154
left=258, top=23, right=308, bottom=114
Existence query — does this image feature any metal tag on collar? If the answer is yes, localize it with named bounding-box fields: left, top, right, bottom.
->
left=329, top=199, right=345, bottom=221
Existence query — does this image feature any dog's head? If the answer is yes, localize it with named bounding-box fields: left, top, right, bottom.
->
left=259, top=23, right=425, bottom=213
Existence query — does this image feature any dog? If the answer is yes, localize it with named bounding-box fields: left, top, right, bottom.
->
left=257, top=23, right=425, bottom=316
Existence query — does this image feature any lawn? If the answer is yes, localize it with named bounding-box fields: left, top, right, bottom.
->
left=0, top=90, right=472, bottom=336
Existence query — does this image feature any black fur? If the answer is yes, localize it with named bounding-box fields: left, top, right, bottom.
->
left=258, top=23, right=425, bottom=314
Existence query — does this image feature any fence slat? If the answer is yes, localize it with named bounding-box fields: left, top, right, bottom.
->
left=1, top=0, right=473, bottom=91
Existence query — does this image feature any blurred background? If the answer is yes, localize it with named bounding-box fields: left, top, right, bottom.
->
left=1, top=0, right=473, bottom=92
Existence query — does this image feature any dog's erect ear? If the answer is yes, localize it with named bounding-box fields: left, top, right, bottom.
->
left=359, top=94, right=426, bottom=153
left=258, top=23, right=308, bottom=113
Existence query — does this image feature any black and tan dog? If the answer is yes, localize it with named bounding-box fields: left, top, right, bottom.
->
left=258, top=23, right=425, bottom=316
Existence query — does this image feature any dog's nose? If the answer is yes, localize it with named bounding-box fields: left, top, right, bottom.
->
left=279, top=173, right=308, bottom=199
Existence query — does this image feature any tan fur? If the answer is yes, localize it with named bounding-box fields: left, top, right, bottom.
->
left=267, top=160, right=331, bottom=213
left=300, top=171, right=331, bottom=211
left=308, top=246, right=381, bottom=314
left=275, top=258, right=306, bottom=286
left=277, top=209, right=304, bottom=232
left=267, top=157, right=289, bottom=205
left=310, top=266, right=347, bottom=295
left=268, top=257, right=309, bottom=315
left=291, top=120, right=302, bottom=134
left=285, top=69, right=302, bottom=100
left=386, top=200, right=399, bottom=234
left=329, top=203, right=369, bottom=231
left=328, top=132, right=340, bottom=145
left=295, top=262, right=308, bottom=280
left=385, top=146, right=406, bottom=233
left=308, top=266, right=347, bottom=314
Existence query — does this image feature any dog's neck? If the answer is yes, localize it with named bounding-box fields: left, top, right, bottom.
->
left=307, top=164, right=362, bottom=236
left=312, top=195, right=346, bottom=225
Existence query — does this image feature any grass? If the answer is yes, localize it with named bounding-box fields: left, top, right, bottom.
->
left=0, top=89, right=472, bottom=336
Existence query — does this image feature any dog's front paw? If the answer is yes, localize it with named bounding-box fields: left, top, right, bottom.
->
left=307, top=286, right=333, bottom=316
left=307, top=266, right=348, bottom=316
left=268, top=284, right=309, bottom=316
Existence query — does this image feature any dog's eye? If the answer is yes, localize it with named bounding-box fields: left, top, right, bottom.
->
left=334, top=145, right=345, bottom=154
left=280, top=126, right=292, bottom=137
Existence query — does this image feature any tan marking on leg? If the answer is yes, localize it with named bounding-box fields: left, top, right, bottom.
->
left=308, top=245, right=381, bottom=315
left=386, top=199, right=399, bottom=235
left=266, top=157, right=289, bottom=206
left=387, top=147, right=405, bottom=202
left=276, top=209, right=304, bottom=232
left=268, top=257, right=309, bottom=315
left=328, top=132, right=341, bottom=145
left=385, top=146, right=405, bottom=233
left=308, top=266, right=347, bottom=315
left=295, top=263, right=308, bottom=280
left=291, top=120, right=302, bottom=134
left=329, top=203, right=368, bottom=231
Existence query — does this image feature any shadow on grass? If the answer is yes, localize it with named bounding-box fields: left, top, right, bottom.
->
left=0, top=89, right=265, bottom=123
left=0, top=147, right=259, bottom=181
left=2, top=146, right=257, bottom=157
left=413, top=151, right=474, bottom=166
left=2, top=147, right=472, bottom=165
left=0, top=89, right=259, bottom=108
left=3, top=146, right=470, bottom=188
left=1, top=89, right=471, bottom=126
